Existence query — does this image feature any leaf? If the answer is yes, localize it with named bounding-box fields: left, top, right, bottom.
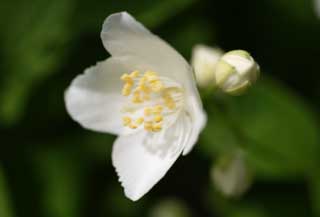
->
left=0, top=0, right=74, bottom=125
left=200, top=103, right=240, bottom=157
left=74, top=0, right=196, bottom=33
left=309, top=169, right=320, bottom=217
left=221, top=77, right=319, bottom=179
left=0, top=167, right=14, bottom=217
left=34, top=149, right=83, bottom=217
left=207, top=181, right=311, bottom=217
left=0, top=0, right=197, bottom=126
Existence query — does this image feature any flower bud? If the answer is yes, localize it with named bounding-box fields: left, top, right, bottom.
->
left=316, top=0, right=320, bottom=18
left=211, top=150, right=252, bottom=198
left=191, top=44, right=224, bottom=88
left=149, top=198, right=191, bottom=217
left=214, top=50, right=259, bottom=95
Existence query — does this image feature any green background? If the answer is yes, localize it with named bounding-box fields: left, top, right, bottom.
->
left=1, top=0, right=320, bottom=216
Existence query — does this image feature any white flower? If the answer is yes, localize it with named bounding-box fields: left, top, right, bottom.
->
left=191, top=45, right=224, bottom=88
left=64, top=12, right=206, bottom=201
left=215, top=50, right=259, bottom=95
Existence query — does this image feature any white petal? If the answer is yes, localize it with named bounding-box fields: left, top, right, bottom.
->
left=100, top=12, right=194, bottom=90
left=65, top=58, right=132, bottom=135
left=112, top=114, right=191, bottom=201
left=182, top=93, right=207, bottom=155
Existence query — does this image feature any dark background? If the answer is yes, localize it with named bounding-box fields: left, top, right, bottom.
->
left=1, top=0, right=320, bottom=216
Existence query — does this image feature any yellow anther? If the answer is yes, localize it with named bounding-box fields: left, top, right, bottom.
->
left=134, top=86, right=143, bottom=92
left=144, top=107, right=153, bottom=116
left=147, top=75, right=159, bottom=83
left=120, top=70, right=177, bottom=133
left=150, top=80, right=164, bottom=92
left=132, top=95, right=143, bottom=103
left=165, top=100, right=176, bottom=110
left=145, top=71, right=157, bottom=77
left=122, top=116, right=132, bottom=126
left=163, top=96, right=176, bottom=109
left=130, top=70, right=140, bottom=78
left=132, top=90, right=143, bottom=103
left=162, top=91, right=176, bottom=110
left=144, top=121, right=153, bottom=131
left=153, top=105, right=163, bottom=114
left=152, top=123, right=162, bottom=132
left=129, top=124, right=138, bottom=129
left=120, top=73, right=132, bottom=82
left=140, top=84, right=151, bottom=94
left=122, top=88, right=131, bottom=96
left=154, top=115, right=163, bottom=123
left=122, top=83, right=133, bottom=96
left=136, top=117, right=144, bottom=125
left=138, top=76, right=147, bottom=86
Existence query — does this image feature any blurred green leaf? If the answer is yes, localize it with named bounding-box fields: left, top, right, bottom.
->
left=102, top=185, right=143, bottom=217
left=0, top=0, right=74, bottom=125
left=169, top=19, right=216, bottom=58
left=200, top=103, right=239, bottom=157
left=222, top=77, right=319, bottom=179
left=309, top=170, right=320, bottom=217
left=0, top=167, right=14, bottom=217
left=266, top=0, right=316, bottom=22
left=0, top=0, right=196, bottom=126
left=207, top=182, right=311, bottom=217
left=226, top=206, right=269, bottom=217
left=201, top=76, right=319, bottom=179
left=75, top=0, right=196, bottom=33
left=34, top=149, right=83, bottom=217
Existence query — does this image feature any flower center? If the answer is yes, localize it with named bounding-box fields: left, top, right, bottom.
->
left=120, top=70, right=183, bottom=132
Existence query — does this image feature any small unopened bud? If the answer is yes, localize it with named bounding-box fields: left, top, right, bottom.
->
left=211, top=150, right=252, bottom=198
left=316, top=0, right=320, bottom=18
left=149, top=198, right=191, bottom=217
left=191, top=44, right=224, bottom=88
left=215, top=50, right=259, bottom=95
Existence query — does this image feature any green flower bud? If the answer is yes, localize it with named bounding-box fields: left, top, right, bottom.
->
left=215, top=50, right=259, bottom=95
left=149, top=198, right=191, bottom=217
left=316, top=0, right=320, bottom=18
left=211, top=150, right=253, bottom=197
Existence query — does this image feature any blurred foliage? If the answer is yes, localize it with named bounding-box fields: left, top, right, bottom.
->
left=0, top=167, right=13, bottom=217
left=1, top=0, right=320, bottom=216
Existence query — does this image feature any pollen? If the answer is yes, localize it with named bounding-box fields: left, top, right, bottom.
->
left=153, top=105, right=163, bottom=114
left=129, top=124, right=138, bottom=129
left=162, top=92, right=176, bottom=110
left=150, top=80, right=164, bottom=92
left=132, top=91, right=143, bottom=103
left=144, top=121, right=153, bottom=131
left=154, top=115, right=163, bottom=123
left=152, top=123, right=162, bottom=132
left=144, top=107, right=153, bottom=116
left=122, top=83, right=133, bottom=96
left=122, top=116, right=132, bottom=126
left=129, top=70, right=139, bottom=78
left=136, top=117, right=144, bottom=125
left=120, top=73, right=132, bottom=82
left=120, top=70, right=181, bottom=133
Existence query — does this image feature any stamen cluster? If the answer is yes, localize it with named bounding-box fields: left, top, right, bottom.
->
left=120, top=70, right=178, bottom=132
